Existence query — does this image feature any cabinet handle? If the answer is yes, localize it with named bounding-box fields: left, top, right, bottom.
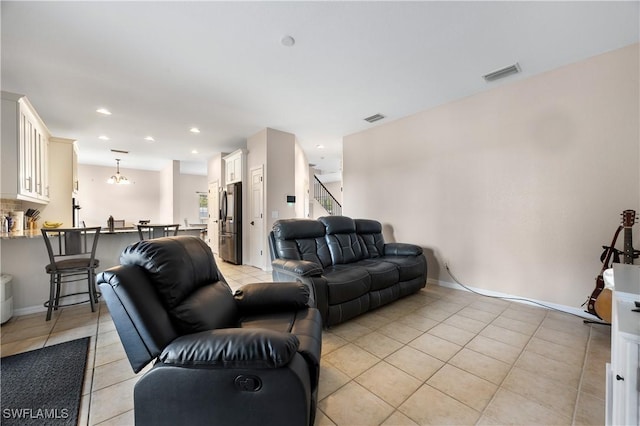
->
left=616, top=374, right=624, bottom=381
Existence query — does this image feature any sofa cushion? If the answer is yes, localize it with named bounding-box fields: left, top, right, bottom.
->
left=369, top=284, right=401, bottom=310
left=323, top=265, right=371, bottom=304
left=353, top=260, right=399, bottom=291
left=355, top=219, right=385, bottom=258
left=319, top=215, right=356, bottom=235
left=273, top=218, right=326, bottom=240
left=170, top=281, right=238, bottom=333
left=273, top=219, right=332, bottom=267
left=325, top=233, right=366, bottom=264
left=320, top=216, right=366, bottom=264
left=326, top=293, right=370, bottom=326
left=120, top=236, right=220, bottom=309
left=381, top=255, right=427, bottom=282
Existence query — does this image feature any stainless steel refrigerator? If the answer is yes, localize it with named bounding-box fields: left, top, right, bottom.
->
left=219, top=182, right=242, bottom=264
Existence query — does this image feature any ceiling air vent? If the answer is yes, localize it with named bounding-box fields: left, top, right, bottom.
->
left=110, top=149, right=129, bottom=154
left=364, top=113, right=385, bottom=123
left=483, top=63, right=521, bottom=82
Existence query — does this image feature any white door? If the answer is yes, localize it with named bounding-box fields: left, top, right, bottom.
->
left=249, top=167, right=264, bottom=269
left=208, top=180, right=219, bottom=254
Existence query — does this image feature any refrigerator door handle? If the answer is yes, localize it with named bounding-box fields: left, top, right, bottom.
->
left=221, top=191, right=227, bottom=221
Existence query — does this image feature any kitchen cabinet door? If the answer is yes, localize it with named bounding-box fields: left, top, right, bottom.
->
left=2, top=92, right=50, bottom=203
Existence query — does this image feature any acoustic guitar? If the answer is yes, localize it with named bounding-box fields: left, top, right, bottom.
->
left=588, top=210, right=637, bottom=322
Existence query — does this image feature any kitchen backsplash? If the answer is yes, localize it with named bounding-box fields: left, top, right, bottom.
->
left=0, top=199, right=24, bottom=217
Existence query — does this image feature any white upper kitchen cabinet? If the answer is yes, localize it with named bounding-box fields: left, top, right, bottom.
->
left=1, top=91, right=50, bottom=204
left=224, top=149, right=246, bottom=184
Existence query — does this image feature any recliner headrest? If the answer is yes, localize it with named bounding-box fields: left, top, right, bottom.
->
left=355, top=219, right=382, bottom=234
left=319, top=216, right=356, bottom=235
left=120, top=236, right=220, bottom=309
left=273, top=219, right=326, bottom=240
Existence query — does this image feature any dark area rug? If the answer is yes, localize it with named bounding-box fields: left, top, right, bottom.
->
left=1, top=337, right=90, bottom=426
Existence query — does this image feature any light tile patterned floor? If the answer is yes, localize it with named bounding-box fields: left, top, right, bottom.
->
left=1, top=259, right=610, bottom=425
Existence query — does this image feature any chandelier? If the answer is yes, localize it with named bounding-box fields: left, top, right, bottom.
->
left=107, top=159, right=130, bottom=184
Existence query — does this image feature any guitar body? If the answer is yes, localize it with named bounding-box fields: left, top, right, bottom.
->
left=588, top=228, right=622, bottom=319
left=594, top=288, right=612, bottom=323
left=587, top=275, right=606, bottom=318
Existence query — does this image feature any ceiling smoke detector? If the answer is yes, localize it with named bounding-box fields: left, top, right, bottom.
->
left=364, top=113, right=385, bottom=123
left=281, top=35, right=295, bottom=47
left=483, top=63, right=521, bottom=82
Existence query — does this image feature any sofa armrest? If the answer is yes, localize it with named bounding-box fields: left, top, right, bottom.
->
left=384, top=243, right=423, bottom=256
left=160, top=328, right=300, bottom=369
left=234, top=281, right=310, bottom=313
left=272, top=258, right=323, bottom=277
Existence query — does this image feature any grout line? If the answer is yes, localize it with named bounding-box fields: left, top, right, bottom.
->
left=84, top=306, right=101, bottom=426
left=474, top=307, right=549, bottom=424
left=571, top=324, right=592, bottom=425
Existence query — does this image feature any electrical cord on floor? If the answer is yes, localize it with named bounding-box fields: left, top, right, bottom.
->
left=444, top=263, right=602, bottom=321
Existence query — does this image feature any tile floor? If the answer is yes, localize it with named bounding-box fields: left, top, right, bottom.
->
left=1, top=260, right=610, bottom=425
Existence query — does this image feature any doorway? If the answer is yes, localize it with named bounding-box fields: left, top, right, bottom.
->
left=249, top=166, right=264, bottom=269
left=208, top=180, right=219, bottom=254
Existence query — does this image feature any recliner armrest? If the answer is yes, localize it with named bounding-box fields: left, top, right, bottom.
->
left=234, top=281, right=310, bottom=313
left=272, top=259, right=323, bottom=277
left=160, top=328, right=300, bottom=368
left=384, top=243, right=423, bottom=256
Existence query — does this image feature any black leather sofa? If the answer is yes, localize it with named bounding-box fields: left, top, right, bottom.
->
left=96, top=236, right=322, bottom=426
left=269, top=216, right=427, bottom=327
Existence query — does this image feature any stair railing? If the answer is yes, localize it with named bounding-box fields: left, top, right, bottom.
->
left=313, top=175, right=342, bottom=216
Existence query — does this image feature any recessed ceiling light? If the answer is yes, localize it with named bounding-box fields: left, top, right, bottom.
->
left=316, top=144, right=325, bottom=149
left=98, top=135, right=110, bottom=140
left=190, top=127, right=200, bottom=133
left=96, top=108, right=112, bottom=115
left=144, top=136, right=155, bottom=142
left=281, top=35, right=295, bottom=47
left=191, top=149, right=198, bottom=154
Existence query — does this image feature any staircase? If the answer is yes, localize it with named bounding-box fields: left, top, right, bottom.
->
left=313, top=175, right=342, bottom=216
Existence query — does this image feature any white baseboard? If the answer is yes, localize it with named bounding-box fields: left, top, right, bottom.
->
left=12, top=304, right=47, bottom=318
left=427, top=278, right=601, bottom=321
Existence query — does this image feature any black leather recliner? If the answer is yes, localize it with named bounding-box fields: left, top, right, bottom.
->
left=96, top=235, right=322, bottom=426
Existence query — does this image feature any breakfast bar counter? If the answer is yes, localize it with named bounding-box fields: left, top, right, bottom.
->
left=0, top=227, right=206, bottom=315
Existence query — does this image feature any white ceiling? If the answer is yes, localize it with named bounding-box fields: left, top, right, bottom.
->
left=2, top=1, right=638, bottom=177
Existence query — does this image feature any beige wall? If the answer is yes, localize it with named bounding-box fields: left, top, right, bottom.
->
left=343, top=44, right=639, bottom=308
left=77, top=164, right=162, bottom=227
left=294, top=141, right=310, bottom=219
left=78, top=164, right=206, bottom=227
left=158, top=160, right=180, bottom=223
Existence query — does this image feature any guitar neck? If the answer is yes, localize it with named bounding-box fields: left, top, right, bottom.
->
left=623, top=227, right=633, bottom=264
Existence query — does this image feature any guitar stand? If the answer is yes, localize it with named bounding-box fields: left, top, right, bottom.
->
left=582, top=310, right=611, bottom=326
left=583, top=318, right=611, bottom=326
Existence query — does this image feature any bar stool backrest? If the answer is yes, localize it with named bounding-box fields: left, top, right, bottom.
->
left=42, top=227, right=101, bottom=268
left=137, top=224, right=180, bottom=240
